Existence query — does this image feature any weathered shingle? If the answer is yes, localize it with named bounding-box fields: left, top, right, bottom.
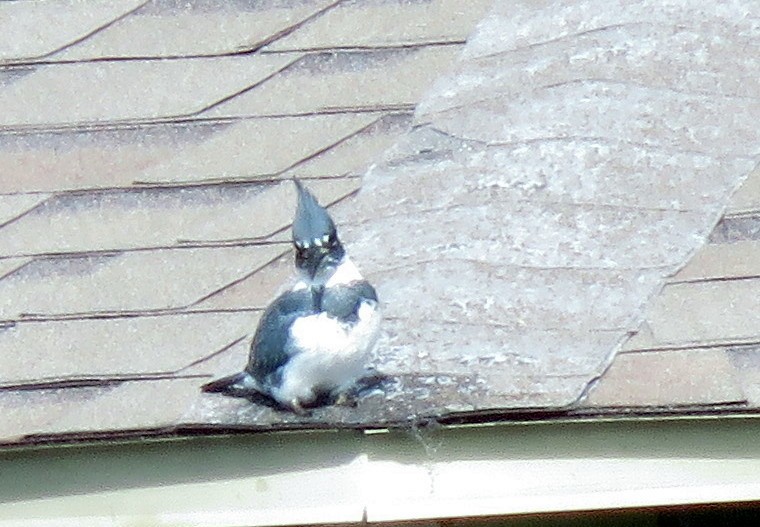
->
left=0, top=118, right=373, bottom=193
left=333, top=0, right=760, bottom=412
left=264, top=0, right=493, bottom=51
left=0, top=379, right=203, bottom=440
left=674, top=240, right=760, bottom=282
left=728, top=166, right=760, bottom=215
left=0, top=55, right=297, bottom=128
left=0, top=246, right=285, bottom=319
left=134, top=114, right=380, bottom=185
left=283, top=112, right=414, bottom=179
left=195, top=253, right=292, bottom=311
left=52, top=0, right=339, bottom=60
left=0, top=193, right=50, bottom=227
left=0, top=312, right=257, bottom=385
left=584, top=349, right=746, bottom=408
left=644, top=280, right=760, bottom=346
left=727, top=346, right=760, bottom=407
left=206, top=47, right=463, bottom=117
left=0, top=124, right=217, bottom=193
left=0, top=0, right=145, bottom=61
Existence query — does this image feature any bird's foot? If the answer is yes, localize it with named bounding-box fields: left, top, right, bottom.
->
left=289, top=398, right=311, bottom=416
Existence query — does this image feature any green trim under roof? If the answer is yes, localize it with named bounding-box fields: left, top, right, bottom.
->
left=1, top=416, right=760, bottom=525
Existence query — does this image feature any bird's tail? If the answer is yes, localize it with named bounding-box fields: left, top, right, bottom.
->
left=201, top=372, right=257, bottom=396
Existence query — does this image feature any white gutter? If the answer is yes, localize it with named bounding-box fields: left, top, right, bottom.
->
left=1, top=416, right=759, bottom=526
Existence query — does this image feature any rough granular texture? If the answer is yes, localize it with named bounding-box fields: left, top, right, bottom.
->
left=334, top=0, right=760, bottom=413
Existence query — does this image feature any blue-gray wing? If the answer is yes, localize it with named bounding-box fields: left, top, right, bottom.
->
left=319, top=280, right=378, bottom=323
left=246, top=288, right=315, bottom=384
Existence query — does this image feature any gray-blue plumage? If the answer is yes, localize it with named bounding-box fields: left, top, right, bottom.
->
left=202, top=179, right=381, bottom=413
left=247, top=288, right=316, bottom=390
left=292, top=179, right=336, bottom=246
left=319, top=281, right=378, bottom=322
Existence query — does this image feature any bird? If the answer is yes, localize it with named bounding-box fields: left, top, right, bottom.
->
left=202, top=179, right=381, bottom=414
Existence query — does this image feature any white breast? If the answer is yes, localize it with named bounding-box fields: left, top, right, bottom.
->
left=272, top=300, right=381, bottom=406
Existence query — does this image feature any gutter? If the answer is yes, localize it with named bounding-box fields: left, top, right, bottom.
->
left=1, top=415, right=760, bottom=526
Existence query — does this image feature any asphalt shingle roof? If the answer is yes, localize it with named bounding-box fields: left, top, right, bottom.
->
left=1, top=0, right=759, bottom=445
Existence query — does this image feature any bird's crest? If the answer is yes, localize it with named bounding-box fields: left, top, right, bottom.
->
left=292, top=179, right=337, bottom=248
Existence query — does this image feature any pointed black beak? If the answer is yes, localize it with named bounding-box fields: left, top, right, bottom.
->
left=296, top=247, right=325, bottom=280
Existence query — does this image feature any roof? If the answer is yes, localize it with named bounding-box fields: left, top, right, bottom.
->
left=1, top=0, right=759, bottom=446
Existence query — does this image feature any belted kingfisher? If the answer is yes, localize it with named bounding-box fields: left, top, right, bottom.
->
left=202, top=179, right=381, bottom=413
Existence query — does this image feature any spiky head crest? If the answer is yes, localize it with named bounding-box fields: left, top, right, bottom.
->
left=292, top=179, right=337, bottom=249
left=291, top=179, right=344, bottom=281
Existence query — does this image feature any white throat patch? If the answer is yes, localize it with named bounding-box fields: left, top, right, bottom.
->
left=294, top=257, right=363, bottom=290
left=326, top=257, right=363, bottom=287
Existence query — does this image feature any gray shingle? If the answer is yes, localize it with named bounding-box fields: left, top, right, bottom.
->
left=53, top=0, right=338, bottom=60
left=0, top=55, right=296, bottom=127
